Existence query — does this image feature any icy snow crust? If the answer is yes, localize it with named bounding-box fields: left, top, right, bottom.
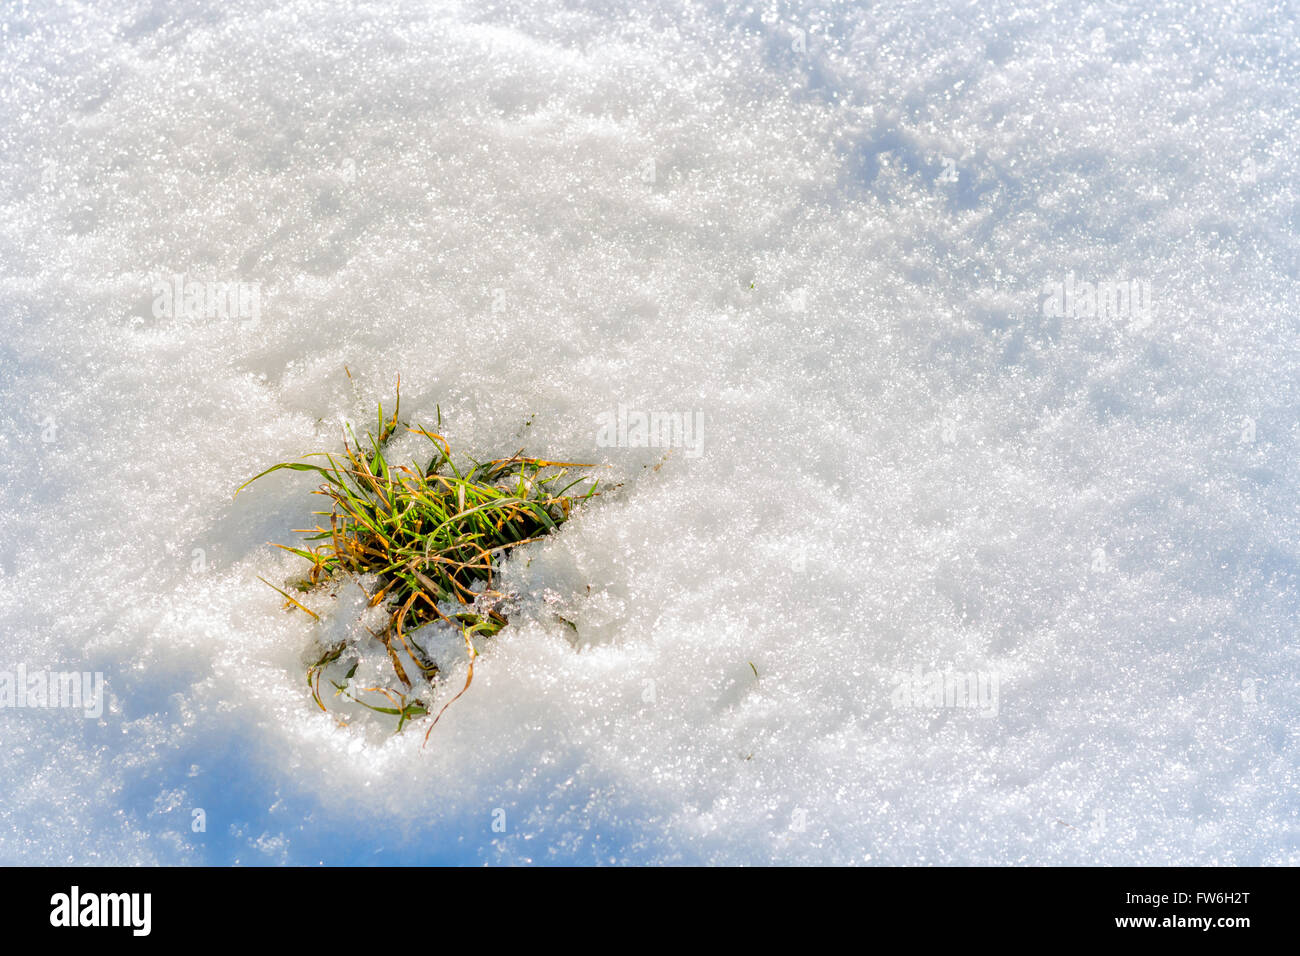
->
left=1, top=0, right=1297, bottom=864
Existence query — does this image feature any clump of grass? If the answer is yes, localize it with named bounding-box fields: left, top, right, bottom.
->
left=237, top=382, right=599, bottom=742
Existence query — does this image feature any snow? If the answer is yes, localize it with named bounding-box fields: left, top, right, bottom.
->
left=1, top=0, right=1297, bottom=864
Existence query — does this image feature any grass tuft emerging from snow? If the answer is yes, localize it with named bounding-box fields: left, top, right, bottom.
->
left=238, top=381, right=601, bottom=741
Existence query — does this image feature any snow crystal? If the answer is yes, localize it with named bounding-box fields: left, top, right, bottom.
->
left=0, top=0, right=1296, bottom=864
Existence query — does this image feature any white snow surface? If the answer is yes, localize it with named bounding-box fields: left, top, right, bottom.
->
left=1, top=0, right=1298, bottom=864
